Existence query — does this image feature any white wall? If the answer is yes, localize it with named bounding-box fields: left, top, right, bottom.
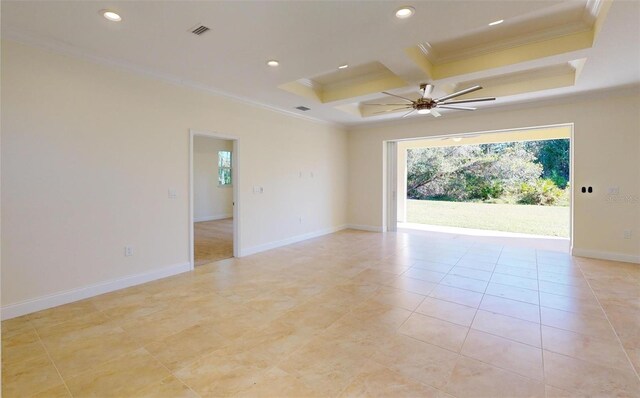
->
left=1, top=40, right=348, bottom=313
left=193, top=137, right=233, bottom=222
left=348, top=89, right=640, bottom=263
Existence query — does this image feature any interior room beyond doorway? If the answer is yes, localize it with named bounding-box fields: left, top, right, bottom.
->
left=193, top=135, right=234, bottom=265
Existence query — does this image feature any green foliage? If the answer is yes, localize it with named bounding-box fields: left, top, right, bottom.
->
left=524, top=139, right=570, bottom=188
left=406, top=139, right=570, bottom=206
left=518, top=179, right=565, bottom=206
left=407, top=142, right=542, bottom=202
left=548, top=170, right=568, bottom=189
left=465, top=175, right=503, bottom=200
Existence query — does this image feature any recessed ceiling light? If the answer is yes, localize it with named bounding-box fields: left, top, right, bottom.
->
left=417, top=109, right=430, bottom=115
left=338, top=64, right=349, bottom=69
left=452, top=137, right=463, bottom=142
left=100, top=10, right=122, bottom=22
left=489, top=19, right=504, bottom=26
left=266, top=60, right=279, bottom=67
left=395, top=6, right=415, bottom=19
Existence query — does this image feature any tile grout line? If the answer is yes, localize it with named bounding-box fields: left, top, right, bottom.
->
left=362, top=338, right=461, bottom=398
left=406, top=253, right=551, bottom=306
left=31, top=324, right=75, bottom=398
left=87, top=299, right=203, bottom=397
left=7, top=233, right=635, bottom=397
left=367, top=242, right=473, bottom=394
left=574, top=260, right=640, bottom=382
left=18, top=301, right=157, bottom=395
left=431, top=244, right=502, bottom=394
left=459, top=245, right=555, bottom=385
left=535, top=249, right=548, bottom=396
left=391, top=241, right=475, bottom=397
left=457, top=244, right=500, bottom=350
left=331, top=360, right=374, bottom=398
left=267, top=304, right=377, bottom=397
left=448, top=247, right=553, bottom=386
left=457, top=244, right=504, bottom=354
left=140, top=347, right=203, bottom=398
left=284, top=246, right=637, bottom=390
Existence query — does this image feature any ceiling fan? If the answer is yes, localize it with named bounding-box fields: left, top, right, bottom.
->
left=368, top=83, right=495, bottom=118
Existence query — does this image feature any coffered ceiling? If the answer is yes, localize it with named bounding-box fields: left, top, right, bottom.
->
left=2, top=1, right=638, bottom=126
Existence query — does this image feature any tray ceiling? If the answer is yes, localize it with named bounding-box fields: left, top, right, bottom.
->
left=1, top=0, right=638, bottom=126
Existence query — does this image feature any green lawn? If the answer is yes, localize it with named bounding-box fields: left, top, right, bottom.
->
left=406, top=199, right=569, bottom=237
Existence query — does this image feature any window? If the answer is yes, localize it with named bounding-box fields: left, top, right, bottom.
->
left=218, top=150, right=232, bottom=186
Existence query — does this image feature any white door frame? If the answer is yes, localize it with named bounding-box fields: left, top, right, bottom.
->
left=385, top=141, right=398, bottom=232
left=189, top=129, right=241, bottom=269
left=389, top=123, right=574, bottom=248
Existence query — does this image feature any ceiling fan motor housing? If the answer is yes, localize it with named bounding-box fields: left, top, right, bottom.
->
left=415, top=98, right=437, bottom=111
left=374, top=83, right=494, bottom=117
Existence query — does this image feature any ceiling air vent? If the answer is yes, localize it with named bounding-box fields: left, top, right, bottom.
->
left=295, top=106, right=311, bottom=111
left=190, top=25, right=210, bottom=35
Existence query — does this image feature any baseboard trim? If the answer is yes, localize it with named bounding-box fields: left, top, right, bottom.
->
left=345, top=224, right=385, bottom=232
left=193, top=213, right=232, bottom=222
left=1, top=262, right=191, bottom=320
left=571, top=248, right=640, bottom=264
left=240, top=225, right=347, bottom=257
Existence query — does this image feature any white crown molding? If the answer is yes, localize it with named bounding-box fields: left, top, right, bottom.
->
left=2, top=30, right=343, bottom=129
left=1, top=262, right=191, bottom=320
left=584, top=0, right=604, bottom=21
left=429, top=22, right=590, bottom=65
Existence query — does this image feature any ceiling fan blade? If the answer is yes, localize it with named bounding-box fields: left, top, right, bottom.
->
left=371, top=107, right=412, bottom=115
left=421, top=84, right=434, bottom=99
left=439, top=97, right=495, bottom=105
left=437, top=105, right=476, bottom=111
left=364, top=103, right=413, bottom=106
left=381, top=92, right=415, bottom=103
left=401, top=109, right=416, bottom=118
left=430, top=109, right=441, bottom=117
left=435, top=85, right=482, bottom=103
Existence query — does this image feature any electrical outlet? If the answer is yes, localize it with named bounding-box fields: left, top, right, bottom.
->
left=124, top=246, right=134, bottom=257
left=298, top=216, right=302, bottom=224
left=623, top=230, right=632, bottom=239
left=168, top=189, right=177, bottom=199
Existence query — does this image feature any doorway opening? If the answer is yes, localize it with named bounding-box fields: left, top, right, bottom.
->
left=189, top=130, right=240, bottom=267
left=390, top=125, right=572, bottom=251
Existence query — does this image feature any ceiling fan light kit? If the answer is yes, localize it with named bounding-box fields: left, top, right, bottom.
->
left=369, top=83, right=496, bottom=118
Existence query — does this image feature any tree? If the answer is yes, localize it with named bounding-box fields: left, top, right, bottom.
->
left=536, top=139, right=570, bottom=188
left=407, top=142, right=543, bottom=201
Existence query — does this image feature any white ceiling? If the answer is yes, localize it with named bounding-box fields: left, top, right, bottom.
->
left=2, top=1, right=639, bottom=126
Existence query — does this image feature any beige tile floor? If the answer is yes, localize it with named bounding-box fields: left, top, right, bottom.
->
left=2, top=229, right=639, bottom=397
